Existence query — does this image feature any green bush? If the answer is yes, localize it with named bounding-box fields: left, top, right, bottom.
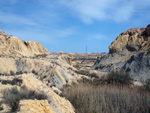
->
left=3, top=87, right=48, bottom=112
left=106, top=71, right=133, bottom=85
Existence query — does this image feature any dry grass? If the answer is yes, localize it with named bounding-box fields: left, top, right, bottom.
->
left=63, top=84, right=150, bottom=113
left=2, top=87, right=48, bottom=112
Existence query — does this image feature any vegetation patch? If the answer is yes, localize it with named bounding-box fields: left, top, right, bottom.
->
left=63, top=83, right=150, bottom=113
left=106, top=71, right=133, bottom=85
left=0, top=78, right=22, bottom=86
left=2, top=87, right=48, bottom=112
left=94, top=71, right=133, bottom=86
left=62, top=72, right=150, bottom=113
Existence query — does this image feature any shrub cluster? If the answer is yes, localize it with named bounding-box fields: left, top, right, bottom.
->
left=106, top=71, right=133, bottom=85
left=93, top=71, right=133, bottom=86
left=3, top=87, right=47, bottom=112
left=0, top=78, right=22, bottom=86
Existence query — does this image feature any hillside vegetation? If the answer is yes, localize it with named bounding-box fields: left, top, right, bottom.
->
left=63, top=73, right=150, bottom=113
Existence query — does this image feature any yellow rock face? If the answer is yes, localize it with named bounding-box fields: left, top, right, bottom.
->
left=0, top=57, right=17, bottom=74
left=18, top=100, right=55, bottom=113
left=109, top=25, right=150, bottom=54
left=109, top=34, right=144, bottom=53
left=0, top=30, right=82, bottom=113
left=24, top=41, right=49, bottom=55
left=0, top=35, right=49, bottom=57
left=19, top=74, right=75, bottom=113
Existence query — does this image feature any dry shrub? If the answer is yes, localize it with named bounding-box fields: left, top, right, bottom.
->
left=106, top=71, right=133, bottom=85
left=63, top=84, right=150, bottom=113
left=144, top=78, right=150, bottom=92
left=1, top=78, right=22, bottom=85
left=3, top=87, right=47, bottom=112
left=139, top=78, right=150, bottom=92
left=93, top=71, right=133, bottom=86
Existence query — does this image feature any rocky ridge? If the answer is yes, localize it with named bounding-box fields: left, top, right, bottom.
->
left=93, top=24, right=150, bottom=80
left=0, top=30, right=88, bottom=113
left=0, top=31, right=49, bottom=57
left=109, top=25, right=150, bottom=54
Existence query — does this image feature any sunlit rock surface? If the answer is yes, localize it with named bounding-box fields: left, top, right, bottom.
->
left=0, top=30, right=87, bottom=113
left=93, top=24, right=150, bottom=80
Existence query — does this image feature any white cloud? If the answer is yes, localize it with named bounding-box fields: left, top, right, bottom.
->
left=55, top=0, right=149, bottom=24
left=0, top=0, right=59, bottom=26
left=0, top=0, right=149, bottom=26
left=112, top=1, right=135, bottom=22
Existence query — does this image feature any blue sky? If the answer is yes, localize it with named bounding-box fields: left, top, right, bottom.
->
left=0, top=0, right=150, bottom=53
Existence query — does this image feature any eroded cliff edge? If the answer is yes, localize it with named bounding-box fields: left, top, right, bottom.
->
left=0, top=30, right=87, bottom=113
left=93, top=24, right=150, bottom=80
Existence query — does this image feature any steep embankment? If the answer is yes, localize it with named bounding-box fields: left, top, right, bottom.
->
left=0, top=30, right=86, bottom=113
left=93, top=24, right=150, bottom=80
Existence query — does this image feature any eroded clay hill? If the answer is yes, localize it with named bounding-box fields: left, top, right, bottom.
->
left=93, top=24, right=150, bottom=80
left=0, top=30, right=89, bottom=113
left=0, top=30, right=49, bottom=57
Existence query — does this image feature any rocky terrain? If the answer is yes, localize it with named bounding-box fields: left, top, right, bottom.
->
left=0, top=24, right=150, bottom=112
left=0, top=74, right=75, bottom=113
left=0, top=30, right=89, bottom=113
left=92, top=24, right=150, bottom=80
left=54, top=52, right=105, bottom=70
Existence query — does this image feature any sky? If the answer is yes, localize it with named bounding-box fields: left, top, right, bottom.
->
left=0, top=0, right=150, bottom=53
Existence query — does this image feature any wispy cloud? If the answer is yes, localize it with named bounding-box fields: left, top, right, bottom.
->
left=0, top=0, right=60, bottom=26
left=52, top=0, right=150, bottom=24
left=1, top=0, right=149, bottom=26
left=0, top=0, right=149, bottom=53
left=0, top=11, right=35, bottom=25
left=5, top=26, right=77, bottom=43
